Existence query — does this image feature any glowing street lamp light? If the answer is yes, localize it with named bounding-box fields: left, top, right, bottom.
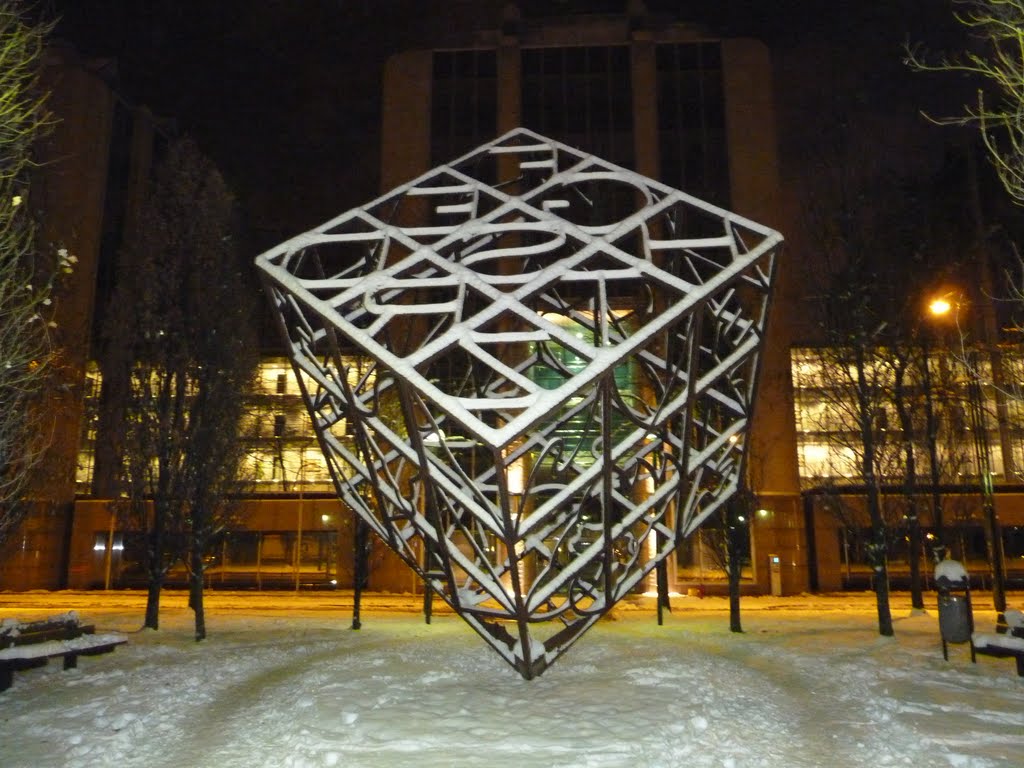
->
left=928, top=296, right=952, bottom=318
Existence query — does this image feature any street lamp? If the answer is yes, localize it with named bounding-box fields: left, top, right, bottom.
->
left=919, top=307, right=945, bottom=562
left=927, top=294, right=1007, bottom=623
left=928, top=296, right=953, bottom=317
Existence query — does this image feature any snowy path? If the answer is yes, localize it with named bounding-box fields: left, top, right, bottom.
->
left=0, top=593, right=1022, bottom=767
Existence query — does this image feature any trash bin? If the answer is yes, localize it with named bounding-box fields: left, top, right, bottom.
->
left=938, top=592, right=972, bottom=644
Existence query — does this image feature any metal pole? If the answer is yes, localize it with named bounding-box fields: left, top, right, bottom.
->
left=921, top=336, right=945, bottom=561
left=294, top=486, right=303, bottom=592
left=256, top=532, right=262, bottom=591
left=966, top=351, right=1007, bottom=624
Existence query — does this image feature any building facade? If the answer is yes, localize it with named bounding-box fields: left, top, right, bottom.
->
left=377, top=8, right=804, bottom=593
left=23, top=7, right=1021, bottom=598
left=793, top=347, right=1024, bottom=591
left=4, top=6, right=807, bottom=595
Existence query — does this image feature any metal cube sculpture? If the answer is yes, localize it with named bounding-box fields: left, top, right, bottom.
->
left=255, top=129, right=782, bottom=679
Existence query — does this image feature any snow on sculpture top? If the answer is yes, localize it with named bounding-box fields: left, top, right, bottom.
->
left=256, top=128, right=782, bottom=679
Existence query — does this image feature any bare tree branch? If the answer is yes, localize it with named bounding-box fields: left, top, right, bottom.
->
left=0, top=2, right=63, bottom=545
left=103, top=137, right=258, bottom=636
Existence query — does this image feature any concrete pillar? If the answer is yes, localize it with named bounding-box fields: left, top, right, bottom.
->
left=722, top=39, right=805, bottom=593
left=497, top=35, right=521, bottom=134
left=380, top=50, right=433, bottom=193
left=630, top=31, right=659, bottom=179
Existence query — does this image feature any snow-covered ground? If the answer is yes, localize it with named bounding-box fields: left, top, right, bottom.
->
left=1, top=590, right=1022, bottom=767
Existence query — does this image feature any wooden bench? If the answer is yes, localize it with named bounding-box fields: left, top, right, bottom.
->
left=0, top=613, right=127, bottom=692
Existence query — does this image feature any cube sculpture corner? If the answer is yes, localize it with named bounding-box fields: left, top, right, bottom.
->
left=255, top=128, right=782, bottom=679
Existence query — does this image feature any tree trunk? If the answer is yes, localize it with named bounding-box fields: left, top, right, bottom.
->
left=726, top=504, right=744, bottom=633
left=144, top=578, right=161, bottom=630
left=856, top=344, right=894, bottom=637
left=892, top=360, right=924, bottom=610
left=869, top=525, right=894, bottom=636
left=352, top=515, right=369, bottom=630
left=728, top=564, right=743, bottom=633
left=144, top=511, right=165, bottom=630
left=190, top=545, right=206, bottom=641
left=905, top=505, right=924, bottom=610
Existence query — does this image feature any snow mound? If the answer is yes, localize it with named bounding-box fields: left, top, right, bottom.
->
left=934, top=559, right=968, bottom=586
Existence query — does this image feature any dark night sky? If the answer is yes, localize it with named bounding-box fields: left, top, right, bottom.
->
left=46, top=1, right=973, bottom=253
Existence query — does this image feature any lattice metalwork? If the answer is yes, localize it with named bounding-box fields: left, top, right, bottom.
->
left=255, top=128, right=782, bottom=678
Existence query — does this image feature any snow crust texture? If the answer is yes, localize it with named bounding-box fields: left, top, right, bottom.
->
left=254, top=128, right=782, bottom=677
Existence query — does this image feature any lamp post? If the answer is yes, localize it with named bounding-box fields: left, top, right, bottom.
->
left=919, top=321, right=945, bottom=561
left=928, top=294, right=1007, bottom=624
left=965, top=350, right=1007, bottom=621
left=925, top=294, right=954, bottom=561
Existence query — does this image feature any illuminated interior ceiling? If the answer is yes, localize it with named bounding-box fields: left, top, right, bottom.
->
left=255, top=128, right=782, bottom=679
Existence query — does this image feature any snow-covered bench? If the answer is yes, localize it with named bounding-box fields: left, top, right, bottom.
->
left=972, top=609, right=1024, bottom=678
left=0, top=612, right=126, bottom=692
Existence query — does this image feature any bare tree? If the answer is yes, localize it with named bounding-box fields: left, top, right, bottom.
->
left=799, top=120, right=912, bottom=634
left=699, top=487, right=754, bottom=633
left=910, top=3, right=1024, bottom=623
left=803, top=332, right=895, bottom=635
left=103, top=137, right=257, bottom=637
left=908, top=0, right=1024, bottom=205
left=794, top=71, right=989, bottom=627
left=0, top=3, right=66, bottom=545
left=889, top=346, right=927, bottom=609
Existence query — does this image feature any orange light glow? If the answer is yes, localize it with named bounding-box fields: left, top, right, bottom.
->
left=928, top=297, right=952, bottom=317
